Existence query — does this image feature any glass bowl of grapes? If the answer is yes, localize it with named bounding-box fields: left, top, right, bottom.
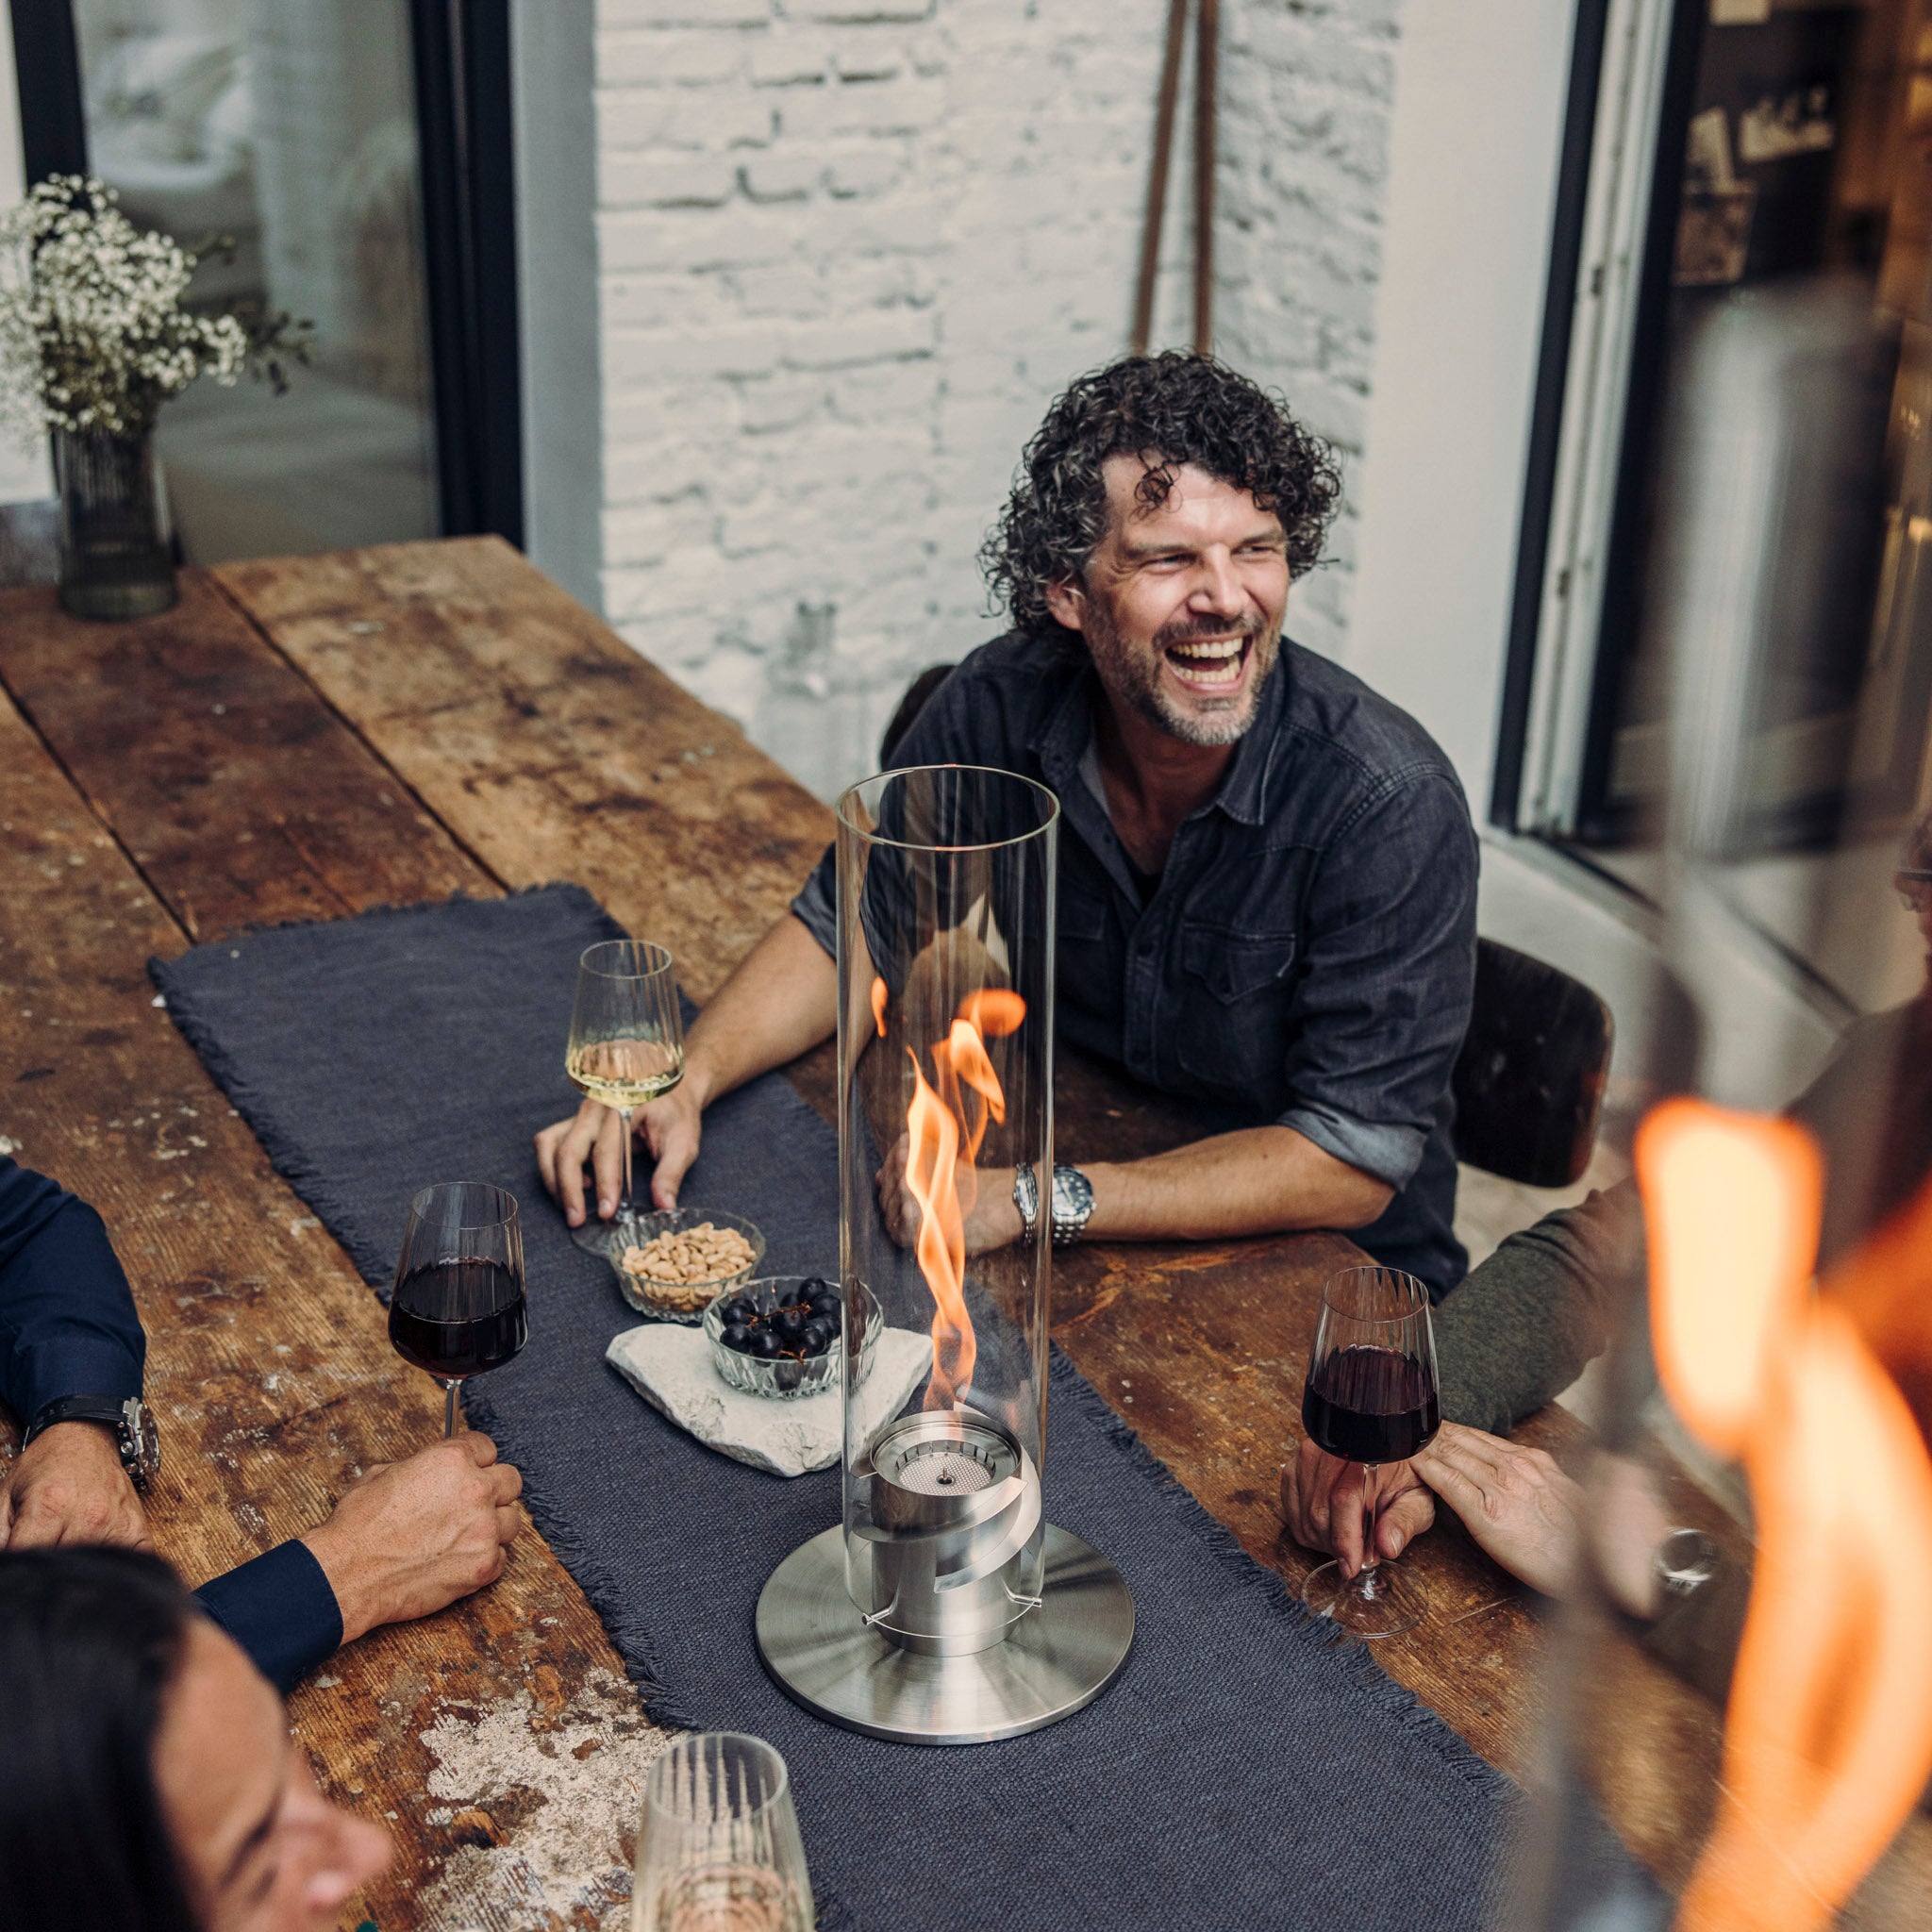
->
left=704, top=1275, right=878, bottom=1399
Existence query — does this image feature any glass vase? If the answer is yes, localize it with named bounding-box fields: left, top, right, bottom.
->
left=53, top=427, right=177, bottom=621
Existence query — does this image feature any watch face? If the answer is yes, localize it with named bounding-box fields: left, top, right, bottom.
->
left=125, top=1400, right=161, bottom=1481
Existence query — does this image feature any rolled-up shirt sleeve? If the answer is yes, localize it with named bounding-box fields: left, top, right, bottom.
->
left=0, top=1158, right=146, bottom=1426
left=1274, top=770, right=1478, bottom=1191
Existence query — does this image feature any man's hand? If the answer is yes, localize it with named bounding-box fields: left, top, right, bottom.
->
left=0, top=1421, right=151, bottom=1551
left=300, top=1433, right=523, bottom=1646
left=1409, top=1422, right=1584, bottom=1598
left=1280, top=1439, right=1434, bottom=1577
left=875, top=1136, right=1024, bottom=1256
left=535, top=1082, right=705, bottom=1227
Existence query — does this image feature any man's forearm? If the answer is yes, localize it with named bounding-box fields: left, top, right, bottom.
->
left=1081, top=1125, right=1393, bottom=1242
left=682, top=915, right=839, bottom=1108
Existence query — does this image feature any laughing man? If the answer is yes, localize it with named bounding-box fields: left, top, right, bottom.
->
left=538, top=353, right=1479, bottom=1294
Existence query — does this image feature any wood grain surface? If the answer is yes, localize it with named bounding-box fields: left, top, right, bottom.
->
left=0, top=596, right=668, bottom=1929
left=0, top=543, right=1800, bottom=1925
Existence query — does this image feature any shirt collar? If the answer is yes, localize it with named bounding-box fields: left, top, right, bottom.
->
left=1029, top=646, right=1286, bottom=829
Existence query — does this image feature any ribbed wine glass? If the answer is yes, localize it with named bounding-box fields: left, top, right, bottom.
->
left=631, top=1732, right=813, bottom=1932
left=565, top=939, right=684, bottom=1259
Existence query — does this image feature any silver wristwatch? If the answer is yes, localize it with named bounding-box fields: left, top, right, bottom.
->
left=1012, top=1164, right=1096, bottom=1246
left=1652, top=1527, right=1720, bottom=1603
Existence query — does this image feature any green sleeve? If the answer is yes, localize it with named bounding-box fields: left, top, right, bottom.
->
left=1434, top=1180, right=1642, bottom=1433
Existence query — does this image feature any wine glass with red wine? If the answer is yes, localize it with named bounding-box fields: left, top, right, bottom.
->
left=1299, top=1264, right=1441, bottom=1640
left=389, top=1182, right=528, bottom=1438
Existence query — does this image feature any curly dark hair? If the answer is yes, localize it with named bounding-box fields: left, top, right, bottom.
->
left=979, top=352, right=1341, bottom=631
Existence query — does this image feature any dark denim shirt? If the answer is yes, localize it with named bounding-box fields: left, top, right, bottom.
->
left=793, top=631, right=1478, bottom=1293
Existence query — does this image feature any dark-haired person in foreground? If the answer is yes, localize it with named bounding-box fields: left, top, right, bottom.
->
left=0, top=1156, right=523, bottom=1690
left=538, top=353, right=1480, bottom=1293
left=0, top=1544, right=391, bottom=1932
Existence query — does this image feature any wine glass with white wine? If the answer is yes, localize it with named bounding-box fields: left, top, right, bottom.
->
left=565, top=939, right=685, bottom=1259
left=632, top=1733, right=813, bottom=1932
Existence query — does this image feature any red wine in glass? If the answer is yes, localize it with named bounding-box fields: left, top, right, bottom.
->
left=1301, top=1345, right=1441, bottom=1465
left=390, top=1183, right=526, bottom=1437
left=391, top=1260, right=527, bottom=1381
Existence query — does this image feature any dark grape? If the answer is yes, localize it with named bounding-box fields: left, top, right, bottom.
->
left=721, top=1322, right=754, bottom=1354
left=773, top=1306, right=808, bottom=1345
left=801, top=1318, right=835, bottom=1357
left=720, top=1298, right=758, bottom=1328
left=748, top=1329, right=782, bottom=1359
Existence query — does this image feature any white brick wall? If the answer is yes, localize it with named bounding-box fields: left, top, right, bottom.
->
left=575, top=0, right=1404, bottom=798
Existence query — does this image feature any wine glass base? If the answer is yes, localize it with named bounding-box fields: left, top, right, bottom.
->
left=569, top=1213, right=644, bottom=1260
left=1302, top=1558, right=1428, bottom=1641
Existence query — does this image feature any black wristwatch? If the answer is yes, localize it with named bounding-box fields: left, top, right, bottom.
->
left=22, top=1395, right=160, bottom=1492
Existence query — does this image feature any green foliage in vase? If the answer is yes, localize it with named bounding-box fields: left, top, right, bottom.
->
left=0, top=175, right=314, bottom=445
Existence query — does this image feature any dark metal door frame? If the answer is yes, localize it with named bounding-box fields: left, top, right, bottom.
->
left=7, top=0, right=523, bottom=548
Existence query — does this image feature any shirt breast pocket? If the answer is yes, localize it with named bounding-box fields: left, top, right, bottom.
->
left=1174, top=925, right=1297, bottom=1095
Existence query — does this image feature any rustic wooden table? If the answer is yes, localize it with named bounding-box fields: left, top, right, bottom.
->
left=0, top=539, right=1728, bottom=1926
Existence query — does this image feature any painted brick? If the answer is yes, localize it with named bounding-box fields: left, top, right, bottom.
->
left=566, top=0, right=1402, bottom=797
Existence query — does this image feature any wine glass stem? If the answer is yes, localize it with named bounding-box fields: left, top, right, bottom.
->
left=443, top=1379, right=460, bottom=1439
left=1359, top=1463, right=1377, bottom=1580
left=617, top=1105, right=635, bottom=1228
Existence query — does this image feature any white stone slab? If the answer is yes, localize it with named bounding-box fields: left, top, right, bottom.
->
left=606, top=1323, right=932, bottom=1478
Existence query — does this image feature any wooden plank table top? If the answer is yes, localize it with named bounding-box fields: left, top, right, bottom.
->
left=0, top=539, right=1726, bottom=1924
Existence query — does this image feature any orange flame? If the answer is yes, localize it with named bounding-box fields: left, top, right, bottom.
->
left=1638, top=1102, right=1932, bottom=1932
left=870, top=975, right=889, bottom=1039
left=896, top=990, right=1025, bottom=1410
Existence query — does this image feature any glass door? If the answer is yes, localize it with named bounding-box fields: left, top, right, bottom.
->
left=1511, top=0, right=1932, bottom=1011
left=1587, top=0, right=1932, bottom=851
left=9, top=0, right=519, bottom=563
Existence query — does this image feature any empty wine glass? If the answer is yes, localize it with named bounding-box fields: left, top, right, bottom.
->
left=565, top=939, right=685, bottom=1259
left=389, top=1182, right=528, bottom=1439
left=1299, top=1264, right=1441, bottom=1640
left=631, top=1732, right=813, bottom=1932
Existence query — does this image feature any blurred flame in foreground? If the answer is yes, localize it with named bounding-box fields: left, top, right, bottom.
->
left=901, top=989, right=1026, bottom=1411
left=1639, top=1102, right=1932, bottom=1932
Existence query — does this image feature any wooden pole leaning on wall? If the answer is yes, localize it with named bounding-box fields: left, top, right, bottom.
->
left=1193, top=0, right=1219, bottom=355
left=1131, top=0, right=1220, bottom=358
left=1132, top=0, right=1191, bottom=356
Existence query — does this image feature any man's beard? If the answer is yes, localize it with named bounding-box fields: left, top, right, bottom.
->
left=1082, top=601, right=1281, bottom=748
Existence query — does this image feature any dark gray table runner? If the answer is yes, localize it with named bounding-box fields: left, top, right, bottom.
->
left=154, top=885, right=1518, bottom=1932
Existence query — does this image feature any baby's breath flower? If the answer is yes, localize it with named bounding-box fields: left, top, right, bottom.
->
left=0, top=175, right=309, bottom=446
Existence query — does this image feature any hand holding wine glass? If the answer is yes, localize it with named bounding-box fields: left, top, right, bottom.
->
left=389, top=1182, right=529, bottom=1439
left=1298, top=1264, right=1441, bottom=1640
left=564, top=940, right=685, bottom=1257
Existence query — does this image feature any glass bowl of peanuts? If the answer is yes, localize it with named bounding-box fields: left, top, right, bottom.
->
left=611, top=1208, right=765, bottom=1322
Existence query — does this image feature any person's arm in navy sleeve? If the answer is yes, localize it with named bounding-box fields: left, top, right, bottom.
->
left=197, top=1432, right=525, bottom=1692
left=0, top=1158, right=146, bottom=1426
left=194, top=1541, right=343, bottom=1695
left=0, top=1158, right=151, bottom=1552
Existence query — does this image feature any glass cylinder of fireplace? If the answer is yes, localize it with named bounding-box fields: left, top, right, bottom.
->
left=834, top=765, right=1058, bottom=1657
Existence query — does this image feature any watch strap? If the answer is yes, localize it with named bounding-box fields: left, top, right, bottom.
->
left=23, top=1393, right=131, bottom=1448
left=23, top=1394, right=157, bottom=1491
left=1012, top=1163, right=1040, bottom=1241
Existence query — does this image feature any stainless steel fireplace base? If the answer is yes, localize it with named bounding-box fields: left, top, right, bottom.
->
left=755, top=1523, right=1134, bottom=1745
